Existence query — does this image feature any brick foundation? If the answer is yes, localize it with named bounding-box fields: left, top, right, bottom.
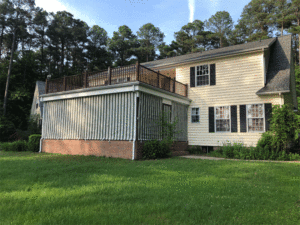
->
left=42, top=139, right=133, bottom=159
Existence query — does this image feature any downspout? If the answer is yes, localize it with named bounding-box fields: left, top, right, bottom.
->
left=132, top=85, right=137, bottom=160
left=39, top=97, right=44, bottom=153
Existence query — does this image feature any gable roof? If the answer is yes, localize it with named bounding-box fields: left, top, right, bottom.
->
left=141, top=37, right=277, bottom=69
left=256, top=35, right=292, bottom=95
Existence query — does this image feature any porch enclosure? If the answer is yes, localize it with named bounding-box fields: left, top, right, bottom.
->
left=42, top=91, right=188, bottom=142
left=45, top=62, right=188, bottom=97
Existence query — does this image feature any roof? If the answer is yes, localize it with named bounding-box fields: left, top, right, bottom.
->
left=36, top=81, right=46, bottom=96
left=141, top=37, right=277, bottom=68
left=256, top=35, right=292, bottom=95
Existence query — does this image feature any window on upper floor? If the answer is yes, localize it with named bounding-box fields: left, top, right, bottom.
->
left=196, top=64, right=209, bottom=86
left=247, top=104, right=264, bottom=132
left=215, top=106, right=230, bottom=132
left=191, top=107, right=200, bottom=123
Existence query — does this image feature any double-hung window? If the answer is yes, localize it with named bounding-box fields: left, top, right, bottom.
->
left=191, top=108, right=200, bottom=123
left=215, top=106, right=230, bottom=132
left=196, top=64, right=209, bottom=86
left=247, top=104, right=264, bottom=132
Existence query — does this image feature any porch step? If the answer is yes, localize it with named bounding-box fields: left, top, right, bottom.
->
left=171, top=151, right=190, bottom=157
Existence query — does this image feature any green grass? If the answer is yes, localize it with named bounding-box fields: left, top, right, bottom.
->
left=1, top=151, right=300, bottom=224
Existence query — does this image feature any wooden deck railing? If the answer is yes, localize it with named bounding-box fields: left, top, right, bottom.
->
left=45, top=62, right=188, bottom=97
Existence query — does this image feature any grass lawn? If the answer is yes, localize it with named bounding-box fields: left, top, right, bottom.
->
left=1, top=151, right=300, bottom=224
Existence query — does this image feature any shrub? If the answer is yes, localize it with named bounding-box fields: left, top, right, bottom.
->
left=289, top=153, right=300, bottom=161
left=269, top=104, right=300, bottom=152
left=0, top=140, right=27, bottom=152
left=277, top=150, right=289, bottom=161
left=187, top=145, right=203, bottom=154
left=27, top=134, right=41, bottom=152
left=142, top=139, right=172, bottom=159
left=0, top=116, right=16, bottom=142
left=257, top=131, right=274, bottom=150
left=222, top=143, right=234, bottom=158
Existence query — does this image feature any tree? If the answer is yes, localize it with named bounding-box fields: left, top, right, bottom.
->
left=108, top=25, right=138, bottom=67
left=3, top=0, right=35, bottom=116
left=205, top=11, right=234, bottom=48
left=289, top=0, right=300, bottom=64
left=136, top=23, right=164, bottom=62
left=33, top=7, right=48, bottom=74
left=86, top=25, right=111, bottom=71
left=272, top=0, right=293, bottom=36
left=47, top=11, right=74, bottom=76
left=238, top=0, right=275, bottom=42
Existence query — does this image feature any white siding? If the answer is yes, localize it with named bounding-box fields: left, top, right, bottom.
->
left=176, top=52, right=282, bottom=147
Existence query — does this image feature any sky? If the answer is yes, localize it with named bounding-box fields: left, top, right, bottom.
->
left=35, top=0, right=251, bottom=45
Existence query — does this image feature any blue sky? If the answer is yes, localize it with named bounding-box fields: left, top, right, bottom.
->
left=35, top=0, right=251, bottom=44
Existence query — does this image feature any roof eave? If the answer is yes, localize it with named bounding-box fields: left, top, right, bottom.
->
left=148, top=48, right=266, bottom=70
left=256, top=90, right=290, bottom=95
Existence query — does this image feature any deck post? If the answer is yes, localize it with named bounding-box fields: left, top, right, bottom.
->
left=108, top=66, right=111, bottom=85
left=45, top=79, right=48, bottom=94
left=157, top=70, right=160, bottom=88
left=136, top=61, right=140, bottom=81
left=63, top=76, right=66, bottom=91
left=84, top=71, right=87, bottom=88
left=185, top=83, right=188, bottom=97
left=173, top=78, right=176, bottom=93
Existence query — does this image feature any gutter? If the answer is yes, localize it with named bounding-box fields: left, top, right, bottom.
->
left=256, top=90, right=290, bottom=95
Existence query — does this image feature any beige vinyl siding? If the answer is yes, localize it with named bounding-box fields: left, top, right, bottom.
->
left=176, top=51, right=282, bottom=147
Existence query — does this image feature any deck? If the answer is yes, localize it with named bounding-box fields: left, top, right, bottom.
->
left=45, top=62, right=188, bottom=97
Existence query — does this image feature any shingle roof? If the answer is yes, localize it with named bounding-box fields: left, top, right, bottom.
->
left=256, top=35, right=292, bottom=95
left=141, top=37, right=277, bottom=68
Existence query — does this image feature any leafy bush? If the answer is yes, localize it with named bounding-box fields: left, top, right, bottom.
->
left=269, top=104, right=300, bottom=152
left=27, top=134, right=41, bottom=152
left=289, top=152, right=300, bottom=161
left=257, top=131, right=274, bottom=150
left=188, top=145, right=203, bottom=154
left=142, top=139, right=172, bottom=159
left=222, top=143, right=234, bottom=158
left=0, top=116, right=16, bottom=142
left=0, top=140, right=27, bottom=152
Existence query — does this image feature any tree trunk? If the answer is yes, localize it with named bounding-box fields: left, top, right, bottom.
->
left=0, top=25, right=5, bottom=59
left=3, top=28, right=16, bottom=116
left=60, top=42, right=64, bottom=76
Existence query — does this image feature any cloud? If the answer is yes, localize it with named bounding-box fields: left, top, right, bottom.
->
left=35, top=0, right=67, bottom=13
left=188, top=0, right=195, bottom=23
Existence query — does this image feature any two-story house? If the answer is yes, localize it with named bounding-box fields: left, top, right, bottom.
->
left=39, top=35, right=297, bottom=159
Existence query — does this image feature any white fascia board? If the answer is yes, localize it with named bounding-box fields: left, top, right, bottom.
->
left=40, top=86, right=135, bottom=102
left=136, top=86, right=191, bottom=105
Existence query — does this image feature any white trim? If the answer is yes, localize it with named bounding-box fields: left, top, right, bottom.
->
left=41, top=86, right=135, bottom=102
left=137, top=86, right=190, bottom=105
left=214, top=105, right=231, bottom=133
left=246, top=103, right=265, bottom=133
left=132, top=92, right=137, bottom=160
left=195, top=64, right=210, bottom=87
left=191, top=107, right=200, bottom=123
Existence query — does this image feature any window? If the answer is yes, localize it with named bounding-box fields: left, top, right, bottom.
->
left=196, top=64, right=209, bottom=86
left=247, top=104, right=264, bottom=132
left=215, top=106, right=230, bottom=132
left=191, top=108, right=200, bottom=123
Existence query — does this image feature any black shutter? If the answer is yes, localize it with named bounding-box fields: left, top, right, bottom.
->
left=231, top=105, right=237, bottom=132
left=209, top=107, right=215, bottom=133
left=190, top=67, right=195, bottom=87
left=265, top=103, right=272, bottom=131
left=240, top=105, right=247, bottom=132
left=210, top=64, right=216, bottom=85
